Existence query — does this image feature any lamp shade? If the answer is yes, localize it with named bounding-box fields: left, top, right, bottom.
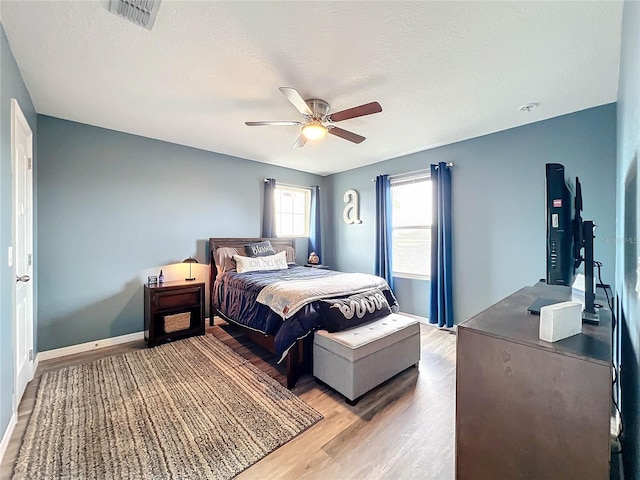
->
left=301, top=121, right=327, bottom=140
left=183, top=257, right=198, bottom=281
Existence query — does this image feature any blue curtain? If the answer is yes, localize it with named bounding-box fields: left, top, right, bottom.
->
left=309, top=186, right=322, bottom=261
left=375, top=175, right=394, bottom=291
left=262, top=178, right=276, bottom=237
left=429, top=162, right=453, bottom=328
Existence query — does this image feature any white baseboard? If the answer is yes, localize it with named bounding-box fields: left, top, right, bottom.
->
left=32, top=355, right=39, bottom=379
left=0, top=411, right=17, bottom=467
left=36, top=331, right=145, bottom=362
left=407, top=312, right=457, bottom=332
left=398, top=311, right=429, bottom=324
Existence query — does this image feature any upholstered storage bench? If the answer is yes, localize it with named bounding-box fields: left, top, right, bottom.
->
left=313, top=313, right=421, bottom=403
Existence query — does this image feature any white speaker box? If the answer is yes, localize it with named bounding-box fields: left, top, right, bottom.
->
left=539, top=301, right=582, bottom=343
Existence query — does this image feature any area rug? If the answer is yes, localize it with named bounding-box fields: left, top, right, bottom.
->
left=13, top=335, right=323, bottom=479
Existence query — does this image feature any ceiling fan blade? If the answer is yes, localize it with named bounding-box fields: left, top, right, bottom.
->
left=279, top=87, right=313, bottom=116
left=327, top=126, right=366, bottom=144
left=245, top=121, right=302, bottom=126
left=328, top=102, right=382, bottom=123
left=292, top=135, right=307, bottom=148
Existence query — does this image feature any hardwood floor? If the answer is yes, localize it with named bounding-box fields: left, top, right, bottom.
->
left=1, top=320, right=457, bottom=480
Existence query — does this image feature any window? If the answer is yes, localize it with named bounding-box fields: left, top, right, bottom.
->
left=391, top=175, right=431, bottom=279
left=275, top=185, right=310, bottom=237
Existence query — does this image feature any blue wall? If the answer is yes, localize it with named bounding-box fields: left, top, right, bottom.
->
left=616, top=1, right=640, bottom=477
left=328, top=104, right=617, bottom=323
left=36, top=116, right=326, bottom=351
left=2, top=13, right=631, bottom=467
left=0, top=23, right=37, bottom=452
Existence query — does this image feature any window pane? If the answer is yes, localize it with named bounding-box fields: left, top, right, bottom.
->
left=391, top=177, right=432, bottom=277
left=392, top=181, right=431, bottom=227
left=279, top=213, right=293, bottom=236
left=293, top=214, right=305, bottom=236
left=293, top=192, right=306, bottom=214
left=280, top=192, right=294, bottom=213
left=392, top=228, right=431, bottom=276
left=274, top=186, right=311, bottom=237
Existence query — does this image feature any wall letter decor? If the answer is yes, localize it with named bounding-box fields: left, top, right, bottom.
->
left=343, top=189, right=362, bottom=224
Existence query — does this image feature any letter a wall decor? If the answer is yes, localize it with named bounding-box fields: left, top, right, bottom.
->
left=343, top=189, right=362, bottom=224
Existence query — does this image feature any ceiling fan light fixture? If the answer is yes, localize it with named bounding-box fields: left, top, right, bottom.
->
left=301, top=121, right=327, bottom=140
left=245, top=87, right=380, bottom=148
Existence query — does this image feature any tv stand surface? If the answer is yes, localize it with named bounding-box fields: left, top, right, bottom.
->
left=528, top=293, right=601, bottom=325
left=455, top=282, right=612, bottom=480
left=583, top=308, right=600, bottom=325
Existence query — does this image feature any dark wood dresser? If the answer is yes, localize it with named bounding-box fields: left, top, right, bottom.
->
left=455, top=282, right=612, bottom=479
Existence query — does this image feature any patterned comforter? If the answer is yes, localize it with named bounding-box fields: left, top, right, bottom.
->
left=213, top=265, right=397, bottom=362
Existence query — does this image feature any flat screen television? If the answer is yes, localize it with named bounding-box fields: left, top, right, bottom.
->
left=542, top=163, right=599, bottom=324
left=545, top=163, right=574, bottom=286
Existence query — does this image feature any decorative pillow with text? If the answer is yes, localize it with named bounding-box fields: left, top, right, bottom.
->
left=233, top=250, right=289, bottom=273
left=244, top=240, right=276, bottom=257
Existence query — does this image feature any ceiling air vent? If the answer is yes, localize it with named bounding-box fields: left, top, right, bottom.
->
left=109, top=0, right=161, bottom=31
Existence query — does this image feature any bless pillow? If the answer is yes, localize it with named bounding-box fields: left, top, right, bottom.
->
left=244, top=240, right=276, bottom=257
left=316, top=289, right=392, bottom=332
left=233, top=250, right=289, bottom=273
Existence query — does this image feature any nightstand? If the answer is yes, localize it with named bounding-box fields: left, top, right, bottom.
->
left=144, top=280, right=205, bottom=347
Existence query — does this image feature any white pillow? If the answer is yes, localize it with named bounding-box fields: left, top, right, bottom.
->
left=233, top=250, right=289, bottom=273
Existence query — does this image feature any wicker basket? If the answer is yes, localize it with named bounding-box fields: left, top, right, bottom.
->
left=163, top=312, right=191, bottom=333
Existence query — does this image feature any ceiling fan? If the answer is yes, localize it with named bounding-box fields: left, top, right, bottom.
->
left=245, top=87, right=382, bottom=148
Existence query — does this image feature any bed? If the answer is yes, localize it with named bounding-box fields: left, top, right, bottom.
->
left=208, top=237, right=398, bottom=388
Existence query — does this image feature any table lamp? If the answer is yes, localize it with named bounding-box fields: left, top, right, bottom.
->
left=183, top=257, right=198, bottom=281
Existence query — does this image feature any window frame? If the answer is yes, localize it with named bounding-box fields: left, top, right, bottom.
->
left=390, top=172, right=432, bottom=281
left=274, top=184, right=311, bottom=238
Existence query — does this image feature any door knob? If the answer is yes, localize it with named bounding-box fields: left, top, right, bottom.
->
left=16, top=274, right=30, bottom=283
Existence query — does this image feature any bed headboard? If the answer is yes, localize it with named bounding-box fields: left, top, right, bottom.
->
left=208, top=237, right=296, bottom=284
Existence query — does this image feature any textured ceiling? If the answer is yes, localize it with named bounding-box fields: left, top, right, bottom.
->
left=0, top=1, right=623, bottom=176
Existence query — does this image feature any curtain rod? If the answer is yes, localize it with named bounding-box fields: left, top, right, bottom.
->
left=263, top=179, right=318, bottom=190
left=371, top=163, right=454, bottom=182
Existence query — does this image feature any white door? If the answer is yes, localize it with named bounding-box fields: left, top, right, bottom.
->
left=12, top=98, right=34, bottom=407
